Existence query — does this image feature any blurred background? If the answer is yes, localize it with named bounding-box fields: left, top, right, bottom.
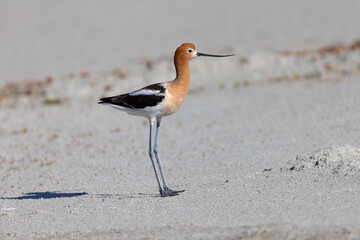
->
left=1, top=0, right=359, bottom=84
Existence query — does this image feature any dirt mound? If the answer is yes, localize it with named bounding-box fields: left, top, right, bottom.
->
left=286, top=145, right=360, bottom=176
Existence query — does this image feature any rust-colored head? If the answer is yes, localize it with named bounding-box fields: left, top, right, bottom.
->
left=175, top=43, right=235, bottom=62
left=173, top=43, right=235, bottom=79
left=174, top=43, right=197, bottom=62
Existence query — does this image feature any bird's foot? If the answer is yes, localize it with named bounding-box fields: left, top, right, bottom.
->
left=160, top=187, right=185, bottom=197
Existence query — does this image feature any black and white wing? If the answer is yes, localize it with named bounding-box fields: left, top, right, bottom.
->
left=99, top=83, right=166, bottom=109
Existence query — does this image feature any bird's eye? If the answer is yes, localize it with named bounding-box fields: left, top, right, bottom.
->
left=188, top=49, right=193, bottom=53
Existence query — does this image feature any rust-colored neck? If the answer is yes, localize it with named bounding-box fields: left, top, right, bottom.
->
left=170, top=53, right=190, bottom=94
left=161, top=44, right=195, bottom=116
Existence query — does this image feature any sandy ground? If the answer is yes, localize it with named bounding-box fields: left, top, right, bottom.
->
left=1, top=1, right=360, bottom=240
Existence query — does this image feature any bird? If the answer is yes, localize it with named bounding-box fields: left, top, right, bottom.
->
left=99, top=43, right=235, bottom=197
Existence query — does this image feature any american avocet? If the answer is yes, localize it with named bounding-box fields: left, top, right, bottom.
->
left=99, top=43, right=234, bottom=197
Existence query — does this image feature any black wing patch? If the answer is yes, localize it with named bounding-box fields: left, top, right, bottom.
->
left=99, top=83, right=166, bottom=109
left=99, top=94, right=164, bottom=109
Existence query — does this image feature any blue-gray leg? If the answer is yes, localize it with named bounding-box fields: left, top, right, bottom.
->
left=153, top=118, right=168, bottom=189
left=154, top=117, right=185, bottom=197
left=148, top=118, right=162, bottom=194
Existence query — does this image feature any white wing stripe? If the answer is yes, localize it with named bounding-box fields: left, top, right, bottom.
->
left=129, top=89, right=165, bottom=96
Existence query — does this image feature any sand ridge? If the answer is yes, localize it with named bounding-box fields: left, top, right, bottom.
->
left=285, top=145, right=360, bottom=176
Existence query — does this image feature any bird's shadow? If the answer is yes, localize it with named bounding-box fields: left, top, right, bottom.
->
left=1, top=191, right=159, bottom=200
left=1, top=191, right=87, bottom=200
left=95, top=192, right=160, bottom=199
